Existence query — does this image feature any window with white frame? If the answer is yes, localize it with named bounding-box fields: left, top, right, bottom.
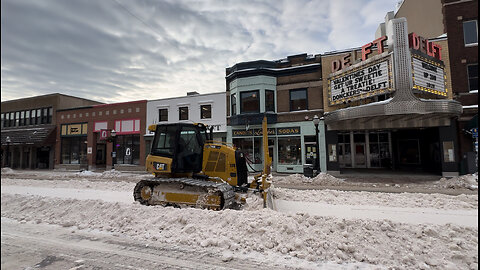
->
left=200, top=104, right=212, bottom=119
left=179, top=106, right=188, bottom=120
left=159, top=108, right=168, bottom=122
left=463, top=20, right=478, bottom=46
left=240, top=90, right=260, bottom=113
left=231, top=94, right=237, bottom=116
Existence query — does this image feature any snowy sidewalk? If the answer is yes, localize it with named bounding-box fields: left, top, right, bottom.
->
left=275, top=199, right=478, bottom=227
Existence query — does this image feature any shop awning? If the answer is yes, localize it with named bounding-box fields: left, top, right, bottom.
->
left=1, top=125, right=56, bottom=146
left=325, top=97, right=463, bottom=131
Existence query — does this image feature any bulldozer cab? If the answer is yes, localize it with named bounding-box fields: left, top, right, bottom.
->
left=150, top=123, right=207, bottom=173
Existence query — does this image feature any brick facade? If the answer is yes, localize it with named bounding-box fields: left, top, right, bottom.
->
left=55, top=100, right=147, bottom=171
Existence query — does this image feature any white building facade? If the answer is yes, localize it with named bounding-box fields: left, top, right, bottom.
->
left=145, top=92, right=227, bottom=153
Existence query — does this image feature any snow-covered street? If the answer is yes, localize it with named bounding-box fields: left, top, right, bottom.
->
left=1, top=169, right=478, bottom=269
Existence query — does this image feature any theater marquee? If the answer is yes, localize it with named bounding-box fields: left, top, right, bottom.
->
left=328, top=56, right=394, bottom=105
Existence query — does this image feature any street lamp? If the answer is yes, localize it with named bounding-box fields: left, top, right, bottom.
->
left=312, top=115, right=320, bottom=175
left=111, top=129, right=117, bottom=170
left=5, top=136, right=11, bottom=168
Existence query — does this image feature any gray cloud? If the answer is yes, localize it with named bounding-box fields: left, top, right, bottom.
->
left=1, top=0, right=398, bottom=103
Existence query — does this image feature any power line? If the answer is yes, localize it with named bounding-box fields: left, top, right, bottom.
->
left=111, top=0, right=172, bottom=43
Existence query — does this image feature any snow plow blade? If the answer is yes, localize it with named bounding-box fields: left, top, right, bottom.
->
left=265, top=188, right=276, bottom=210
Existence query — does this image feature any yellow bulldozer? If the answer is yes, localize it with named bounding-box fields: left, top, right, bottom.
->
left=133, top=116, right=273, bottom=210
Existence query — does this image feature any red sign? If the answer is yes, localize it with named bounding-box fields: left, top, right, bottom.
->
left=331, top=32, right=442, bottom=74
left=361, top=36, right=387, bottom=61
left=332, top=36, right=388, bottom=73
left=408, top=32, right=442, bottom=60
left=100, top=129, right=109, bottom=140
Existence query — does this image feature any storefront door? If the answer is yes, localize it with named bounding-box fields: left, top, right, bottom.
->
left=268, top=139, right=276, bottom=171
left=96, top=144, right=106, bottom=165
left=304, top=142, right=317, bottom=166
left=354, top=143, right=366, bottom=167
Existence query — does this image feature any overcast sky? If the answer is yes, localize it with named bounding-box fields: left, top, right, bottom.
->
left=1, top=0, right=399, bottom=103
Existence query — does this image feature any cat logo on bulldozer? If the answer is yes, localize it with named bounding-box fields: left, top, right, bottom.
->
left=153, top=162, right=166, bottom=171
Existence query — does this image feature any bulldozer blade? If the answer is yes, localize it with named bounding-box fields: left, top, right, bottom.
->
left=265, top=188, right=276, bottom=210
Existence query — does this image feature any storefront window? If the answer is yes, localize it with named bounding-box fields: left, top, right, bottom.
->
left=253, top=137, right=262, bottom=164
left=116, top=135, right=140, bottom=165
left=61, top=137, right=87, bottom=164
left=233, top=138, right=253, bottom=163
left=240, top=90, right=260, bottom=113
left=338, top=133, right=351, bottom=167
left=369, top=132, right=391, bottom=168
left=278, top=137, right=301, bottom=165
left=61, top=138, right=71, bottom=164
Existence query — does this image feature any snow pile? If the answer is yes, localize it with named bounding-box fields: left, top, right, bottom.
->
left=1, top=193, right=477, bottom=269
left=1, top=167, right=15, bottom=174
left=74, top=169, right=134, bottom=179
left=436, top=173, right=478, bottom=190
left=1, top=178, right=137, bottom=192
left=75, top=170, right=101, bottom=177
left=101, top=169, right=124, bottom=178
left=273, top=173, right=344, bottom=186
left=272, top=187, right=478, bottom=210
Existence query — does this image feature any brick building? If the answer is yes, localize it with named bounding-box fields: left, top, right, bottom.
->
left=55, top=100, right=147, bottom=171
left=1, top=93, right=102, bottom=169
left=226, top=54, right=327, bottom=173
left=442, top=0, right=478, bottom=173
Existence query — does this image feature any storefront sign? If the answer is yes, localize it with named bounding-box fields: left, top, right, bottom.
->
left=361, top=36, right=387, bottom=61
left=100, top=129, right=109, bottom=140
left=253, top=128, right=276, bottom=136
left=408, top=32, right=442, bottom=60
left=233, top=129, right=253, bottom=136
left=328, top=58, right=393, bottom=105
left=332, top=36, right=388, bottom=73
left=411, top=52, right=447, bottom=96
left=233, top=127, right=299, bottom=136
left=61, top=123, right=88, bottom=137
left=277, top=127, right=300, bottom=135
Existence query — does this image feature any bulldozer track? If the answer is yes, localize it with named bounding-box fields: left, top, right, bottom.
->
left=134, top=178, right=237, bottom=210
